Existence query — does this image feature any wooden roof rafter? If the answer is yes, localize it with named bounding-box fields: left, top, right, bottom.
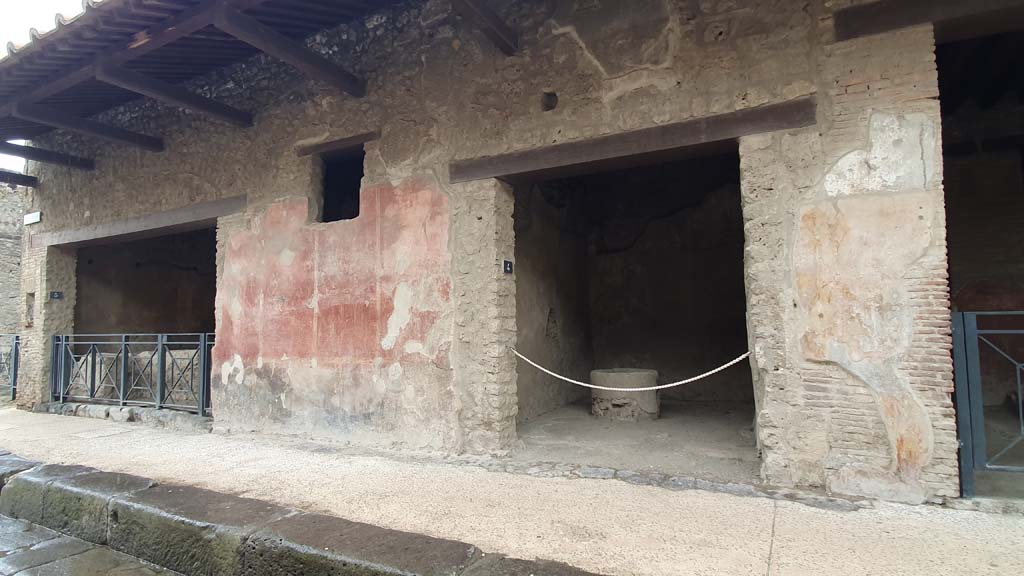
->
left=0, top=141, right=95, bottom=171
left=0, top=0, right=392, bottom=175
left=0, top=169, right=39, bottom=188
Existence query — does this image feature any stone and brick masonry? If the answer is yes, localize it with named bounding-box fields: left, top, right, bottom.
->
left=12, top=0, right=960, bottom=504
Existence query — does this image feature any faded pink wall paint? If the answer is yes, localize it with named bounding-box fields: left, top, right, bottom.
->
left=213, top=179, right=454, bottom=445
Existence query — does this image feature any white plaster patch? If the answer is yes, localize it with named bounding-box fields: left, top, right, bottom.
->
left=388, top=362, right=404, bottom=381
left=381, top=283, right=414, bottom=350
left=221, top=354, right=245, bottom=387
left=824, top=113, right=936, bottom=197
left=279, top=248, right=296, bottom=266
left=404, top=341, right=425, bottom=355
left=230, top=297, right=242, bottom=319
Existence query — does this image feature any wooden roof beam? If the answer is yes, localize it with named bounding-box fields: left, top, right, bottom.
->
left=451, top=0, right=518, bottom=56
left=0, top=169, right=39, bottom=188
left=95, top=64, right=253, bottom=127
left=834, top=0, right=1024, bottom=41
left=0, top=0, right=272, bottom=119
left=0, top=141, right=95, bottom=170
left=12, top=103, right=164, bottom=152
left=212, top=5, right=366, bottom=97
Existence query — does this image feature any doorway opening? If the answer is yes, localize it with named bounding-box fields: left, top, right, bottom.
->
left=511, top=149, right=758, bottom=483
left=939, top=29, right=1024, bottom=499
left=56, top=227, right=218, bottom=414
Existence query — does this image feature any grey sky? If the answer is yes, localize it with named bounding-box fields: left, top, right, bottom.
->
left=1, top=0, right=85, bottom=171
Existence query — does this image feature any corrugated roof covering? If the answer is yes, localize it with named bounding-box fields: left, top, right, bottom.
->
left=0, top=0, right=401, bottom=140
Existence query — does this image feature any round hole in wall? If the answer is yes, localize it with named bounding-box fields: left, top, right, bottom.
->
left=541, top=91, right=559, bottom=112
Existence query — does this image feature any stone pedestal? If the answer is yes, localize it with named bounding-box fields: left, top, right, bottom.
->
left=590, top=369, right=659, bottom=421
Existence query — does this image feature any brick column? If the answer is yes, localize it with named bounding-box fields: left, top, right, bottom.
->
left=17, top=242, right=76, bottom=408
left=448, top=178, right=518, bottom=454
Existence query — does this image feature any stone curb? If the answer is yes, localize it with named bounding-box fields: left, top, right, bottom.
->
left=35, top=402, right=214, bottom=433
left=0, top=451, right=602, bottom=576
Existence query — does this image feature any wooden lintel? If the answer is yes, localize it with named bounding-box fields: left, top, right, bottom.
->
left=0, top=169, right=39, bottom=188
left=12, top=103, right=164, bottom=152
left=32, top=195, right=247, bottom=248
left=295, top=130, right=380, bottom=157
left=95, top=64, right=253, bottom=127
left=451, top=0, right=518, bottom=56
left=0, top=141, right=95, bottom=170
left=449, top=95, right=818, bottom=184
left=834, top=0, right=1024, bottom=41
left=213, top=5, right=366, bottom=97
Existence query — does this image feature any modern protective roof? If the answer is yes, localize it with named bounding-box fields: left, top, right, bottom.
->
left=0, top=0, right=403, bottom=140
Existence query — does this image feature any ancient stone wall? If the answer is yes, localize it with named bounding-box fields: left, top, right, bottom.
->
left=18, top=0, right=959, bottom=498
left=0, top=186, right=24, bottom=334
left=513, top=184, right=591, bottom=423
left=740, top=22, right=957, bottom=503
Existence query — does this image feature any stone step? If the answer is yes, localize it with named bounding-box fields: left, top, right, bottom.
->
left=0, top=452, right=599, bottom=576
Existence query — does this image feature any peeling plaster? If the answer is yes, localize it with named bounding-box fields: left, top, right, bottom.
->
left=824, top=113, right=937, bottom=197
left=794, top=113, right=942, bottom=503
left=382, top=283, right=414, bottom=351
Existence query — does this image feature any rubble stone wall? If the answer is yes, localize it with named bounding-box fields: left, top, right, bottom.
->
left=19, top=0, right=958, bottom=498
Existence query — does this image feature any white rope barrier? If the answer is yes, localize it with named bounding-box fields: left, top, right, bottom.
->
left=511, top=348, right=752, bottom=392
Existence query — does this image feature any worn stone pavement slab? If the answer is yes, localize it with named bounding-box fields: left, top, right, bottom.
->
left=1, top=407, right=1022, bottom=576
left=0, top=515, right=176, bottom=576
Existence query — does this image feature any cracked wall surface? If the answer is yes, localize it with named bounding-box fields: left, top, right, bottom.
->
left=18, top=0, right=958, bottom=500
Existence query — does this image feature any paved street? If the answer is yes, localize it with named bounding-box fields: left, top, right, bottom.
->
left=1, top=407, right=1023, bottom=576
left=0, top=515, right=176, bottom=576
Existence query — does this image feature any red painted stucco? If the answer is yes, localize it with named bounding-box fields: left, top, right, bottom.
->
left=213, top=178, right=452, bottom=431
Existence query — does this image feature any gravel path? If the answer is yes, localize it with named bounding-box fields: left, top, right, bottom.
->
left=1, top=407, right=1021, bottom=576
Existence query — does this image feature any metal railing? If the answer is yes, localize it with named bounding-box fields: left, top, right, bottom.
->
left=0, top=335, right=19, bottom=401
left=953, top=312, right=1024, bottom=497
left=51, top=333, right=213, bottom=416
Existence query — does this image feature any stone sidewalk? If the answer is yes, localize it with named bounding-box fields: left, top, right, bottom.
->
left=0, top=515, right=175, bottom=575
left=1, top=407, right=1023, bottom=576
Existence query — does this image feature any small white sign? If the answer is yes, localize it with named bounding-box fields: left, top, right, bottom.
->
left=23, top=211, right=41, bottom=226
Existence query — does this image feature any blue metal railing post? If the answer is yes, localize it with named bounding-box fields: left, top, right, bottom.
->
left=59, top=336, right=68, bottom=403
left=951, top=313, right=975, bottom=498
left=156, top=334, right=167, bottom=410
left=50, top=335, right=58, bottom=401
left=7, top=336, right=17, bottom=401
left=198, top=333, right=209, bottom=417
left=119, top=335, right=129, bottom=405
left=88, top=344, right=97, bottom=401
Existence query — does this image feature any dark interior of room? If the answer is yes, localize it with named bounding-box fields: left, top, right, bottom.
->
left=938, top=30, right=1024, bottom=498
left=511, top=151, right=759, bottom=482
left=74, top=227, right=217, bottom=335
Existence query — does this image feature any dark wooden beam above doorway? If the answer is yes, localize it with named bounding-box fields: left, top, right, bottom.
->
left=0, top=169, right=37, bottom=187
left=212, top=5, right=367, bottom=98
left=0, top=169, right=38, bottom=188
left=295, top=131, right=380, bottom=157
left=0, top=141, right=94, bottom=171
left=95, top=65, right=254, bottom=128
left=448, top=95, right=817, bottom=184
left=11, top=103, right=164, bottom=152
left=451, top=0, right=518, bottom=56
left=32, top=195, right=247, bottom=248
left=833, top=0, right=1024, bottom=41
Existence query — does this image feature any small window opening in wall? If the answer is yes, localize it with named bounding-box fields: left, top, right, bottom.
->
left=541, top=91, right=559, bottom=112
left=24, top=292, right=35, bottom=327
left=320, top=147, right=365, bottom=223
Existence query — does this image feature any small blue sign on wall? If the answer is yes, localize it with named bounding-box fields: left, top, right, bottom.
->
left=49, top=291, right=64, bottom=301
left=503, top=260, right=514, bottom=274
